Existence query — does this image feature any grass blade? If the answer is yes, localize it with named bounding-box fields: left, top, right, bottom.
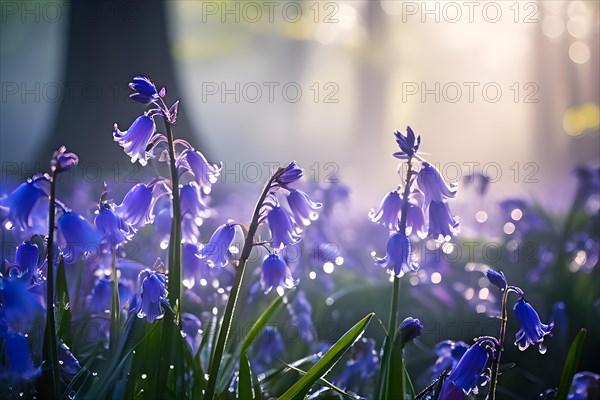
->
left=557, top=328, right=587, bottom=400
left=279, top=312, right=374, bottom=400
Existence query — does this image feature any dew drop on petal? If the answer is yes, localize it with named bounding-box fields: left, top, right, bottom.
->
left=539, top=343, right=547, bottom=354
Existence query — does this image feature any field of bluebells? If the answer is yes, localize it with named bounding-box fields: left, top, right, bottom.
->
left=1, top=76, right=598, bottom=400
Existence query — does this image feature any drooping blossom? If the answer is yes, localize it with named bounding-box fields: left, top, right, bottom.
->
left=198, top=223, right=237, bottom=268
left=179, top=183, right=211, bottom=220
left=129, top=269, right=170, bottom=323
left=439, top=340, right=491, bottom=398
left=13, top=241, right=41, bottom=282
left=113, top=114, right=157, bottom=166
left=260, top=253, right=296, bottom=294
left=95, top=202, right=133, bottom=248
left=115, top=183, right=155, bottom=230
left=374, top=232, right=418, bottom=277
left=57, top=211, right=103, bottom=263
left=513, top=297, right=554, bottom=353
left=266, top=203, right=301, bottom=250
left=427, top=200, right=459, bottom=239
left=286, top=189, right=322, bottom=226
left=369, top=191, right=402, bottom=230
left=417, top=162, right=457, bottom=206
left=0, top=177, right=48, bottom=231
left=176, top=148, right=222, bottom=193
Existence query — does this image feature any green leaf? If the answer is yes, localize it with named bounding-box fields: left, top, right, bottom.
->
left=237, top=295, right=284, bottom=399
left=238, top=352, right=255, bottom=399
left=557, top=328, right=587, bottom=400
left=279, top=312, right=374, bottom=400
left=282, top=362, right=362, bottom=399
left=241, top=295, right=284, bottom=353
left=56, top=256, right=71, bottom=347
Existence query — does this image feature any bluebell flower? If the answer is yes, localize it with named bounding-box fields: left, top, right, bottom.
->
left=0, top=276, right=42, bottom=329
left=431, top=340, right=469, bottom=378
left=181, top=312, right=202, bottom=353
left=58, top=211, right=103, bottom=263
left=116, top=183, right=155, bottom=230
left=334, top=337, right=379, bottom=389
left=14, top=241, right=40, bottom=281
left=405, top=201, right=426, bottom=238
left=252, top=326, right=285, bottom=371
left=261, top=253, right=297, bottom=294
left=369, top=191, right=402, bottom=230
left=176, top=148, right=222, bottom=193
left=130, top=269, right=170, bottom=323
left=0, top=178, right=48, bottom=231
left=513, top=297, right=554, bottom=353
left=180, top=183, right=211, bottom=220
left=267, top=204, right=302, bottom=250
left=484, top=269, right=507, bottom=290
left=374, top=232, right=418, bottom=277
left=198, top=223, right=237, bottom=267
left=568, top=371, right=600, bottom=400
left=289, top=291, right=315, bottom=343
left=2, top=332, right=39, bottom=378
left=397, top=317, right=423, bottom=347
left=129, top=76, right=160, bottom=105
left=427, top=200, right=459, bottom=239
left=417, top=162, right=457, bottom=206
left=86, top=276, right=112, bottom=314
left=439, top=341, right=491, bottom=398
left=286, top=189, right=322, bottom=226
left=113, top=114, right=157, bottom=166
left=51, top=147, right=79, bottom=172
left=275, top=161, right=303, bottom=188
left=393, top=126, right=420, bottom=159
left=95, top=202, right=133, bottom=248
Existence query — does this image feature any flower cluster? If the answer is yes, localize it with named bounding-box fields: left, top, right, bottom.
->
left=371, top=127, right=459, bottom=277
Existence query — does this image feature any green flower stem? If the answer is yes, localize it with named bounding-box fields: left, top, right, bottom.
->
left=382, top=157, right=414, bottom=399
left=489, top=287, right=509, bottom=400
left=204, top=168, right=285, bottom=400
left=155, top=116, right=184, bottom=398
left=109, top=248, right=121, bottom=352
left=164, top=117, right=182, bottom=318
left=41, top=169, right=61, bottom=398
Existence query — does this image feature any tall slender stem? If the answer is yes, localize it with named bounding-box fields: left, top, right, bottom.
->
left=164, top=118, right=182, bottom=319
left=489, top=288, right=509, bottom=399
left=109, top=248, right=121, bottom=352
left=382, top=157, right=414, bottom=398
left=155, top=116, right=184, bottom=398
left=41, top=170, right=61, bottom=397
left=204, top=168, right=284, bottom=400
